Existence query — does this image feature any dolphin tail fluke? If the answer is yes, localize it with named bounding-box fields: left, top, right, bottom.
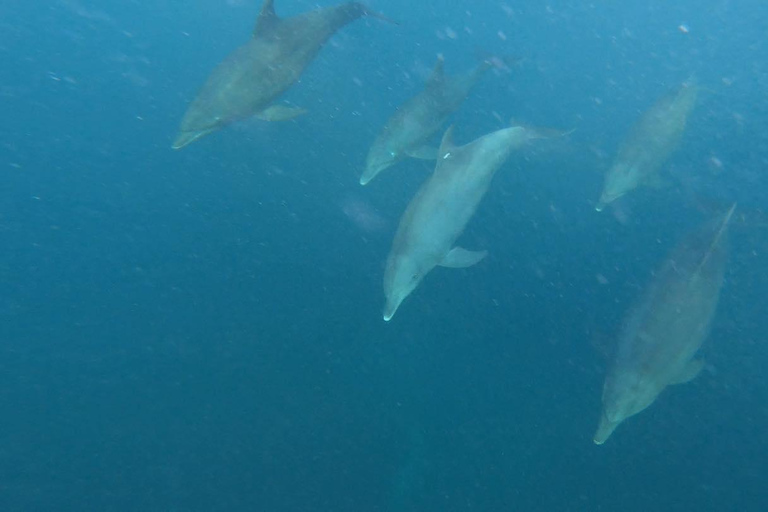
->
left=357, top=3, right=399, bottom=25
left=508, top=118, right=575, bottom=140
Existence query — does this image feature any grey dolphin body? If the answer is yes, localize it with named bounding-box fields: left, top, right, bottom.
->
left=360, top=58, right=492, bottom=185
left=173, top=0, right=384, bottom=149
left=596, top=80, right=698, bottom=211
left=594, top=204, right=735, bottom=445
left=382, top=124, right=537, bottom=321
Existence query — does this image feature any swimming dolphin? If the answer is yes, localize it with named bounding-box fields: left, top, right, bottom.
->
left=360, top=57, right=493, bottom=185
left=594, top=204, right=735, bottom=445
left=382, top=123, right=540, bottom=321
left=173, top=0, right=389, bottom=149
left=596, top=79, right=698, bottom=211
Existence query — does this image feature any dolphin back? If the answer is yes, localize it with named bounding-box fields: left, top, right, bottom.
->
left=320, top=2, right=393, bottom=31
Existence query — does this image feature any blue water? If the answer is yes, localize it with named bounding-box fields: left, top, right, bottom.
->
left=1, top=0, right=767, bottom=510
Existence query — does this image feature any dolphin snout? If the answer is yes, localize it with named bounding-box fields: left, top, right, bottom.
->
left=360, top=167, right=382, bottom=186
left=595, top=193, right=611, bottom=212
left=593, top=413, right=619, bottom=445
left=596, top=189, right=627, bottom=212
left=360, top=159, right=394, bottom=186
left=172, top=130, right=204, bottom=150
left=382, top=298, right=402, bottom=322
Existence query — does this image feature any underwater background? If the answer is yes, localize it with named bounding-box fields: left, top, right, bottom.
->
left=1, top=0, right=767, bottom=510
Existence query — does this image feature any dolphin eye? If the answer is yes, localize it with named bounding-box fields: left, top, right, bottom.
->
left=410, top=273, right=419, bottom=282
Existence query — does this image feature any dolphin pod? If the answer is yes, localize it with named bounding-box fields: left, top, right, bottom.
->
left=596, top=79, right=699, bottom=211
left=172, top=1, right=738, bottom=447
left=383, top=123, right=547, bottom=321
left=594, top=204, right=735, bottom=445
left=173, top=0, right=390, bottom=149
left=360, top=57, right=493, bottom=186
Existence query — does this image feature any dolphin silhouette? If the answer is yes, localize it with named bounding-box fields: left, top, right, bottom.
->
left=596, top=79, right=698, bottom=211
left=382, top=123, right=546, bottom=321
left=173, top=0, right=390, bottom=149
left=360, top=57, right=494, bottom=185
left=594, top=205, right=735, bottom=444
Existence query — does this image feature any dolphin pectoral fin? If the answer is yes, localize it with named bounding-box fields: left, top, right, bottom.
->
left=439, top=247, right=488, bottom=268
left=256, top=105, right=308, bottom=122
left=645, top=173, right=672, bottom=189
left=406, top=145, right=438, bottom=160
left=438, top=125, right=457, bottom=160
left=253, top=0, right=279, bottom=36
left=669, top=359, right=705, bottom=385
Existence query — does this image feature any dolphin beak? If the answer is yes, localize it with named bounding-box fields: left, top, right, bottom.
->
left=382, top=298, right=402, bottom=322
left=360, top=160, right=393, bottom=186
left=360, top=165, right=381, bottom=186
left=596, top=189, right=627, bottom=212
left=172, top=130, right=206, bottom=150
left=593, top=412, right=619, bottom=445
left=595, top=194, right=610, bottom=212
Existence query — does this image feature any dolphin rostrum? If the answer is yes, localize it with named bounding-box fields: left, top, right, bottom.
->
left=360, top=57, right=494, bottom=185
left=596, top=79, right=698, bottom=211
left=173, top=0, right=389, bottom=149
left=382, top=123, right=542, bottom=321
left=594, top=204, right=736, bottom=445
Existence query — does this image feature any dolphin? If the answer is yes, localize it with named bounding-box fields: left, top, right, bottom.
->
left=360, top=57, right=494, bottom=185
left=594, top=204, right=736, bottom=445
left=382, top=123, right=541, bottom=321
left=596, top=79, right=698, bottom=211
left=173, top=0, right=389, bottom=149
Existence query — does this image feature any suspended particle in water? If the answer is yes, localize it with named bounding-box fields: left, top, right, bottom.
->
left=678, top=23, right=690, bottom=34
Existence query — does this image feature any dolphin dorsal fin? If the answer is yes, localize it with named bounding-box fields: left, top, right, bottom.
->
left=426, top=56, right=445, bottom=88
left=254, top=0, right=279, bottom=36
left=693, top=202, right=737, bottom=277
left=438, top=125, right=456, bottom=160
